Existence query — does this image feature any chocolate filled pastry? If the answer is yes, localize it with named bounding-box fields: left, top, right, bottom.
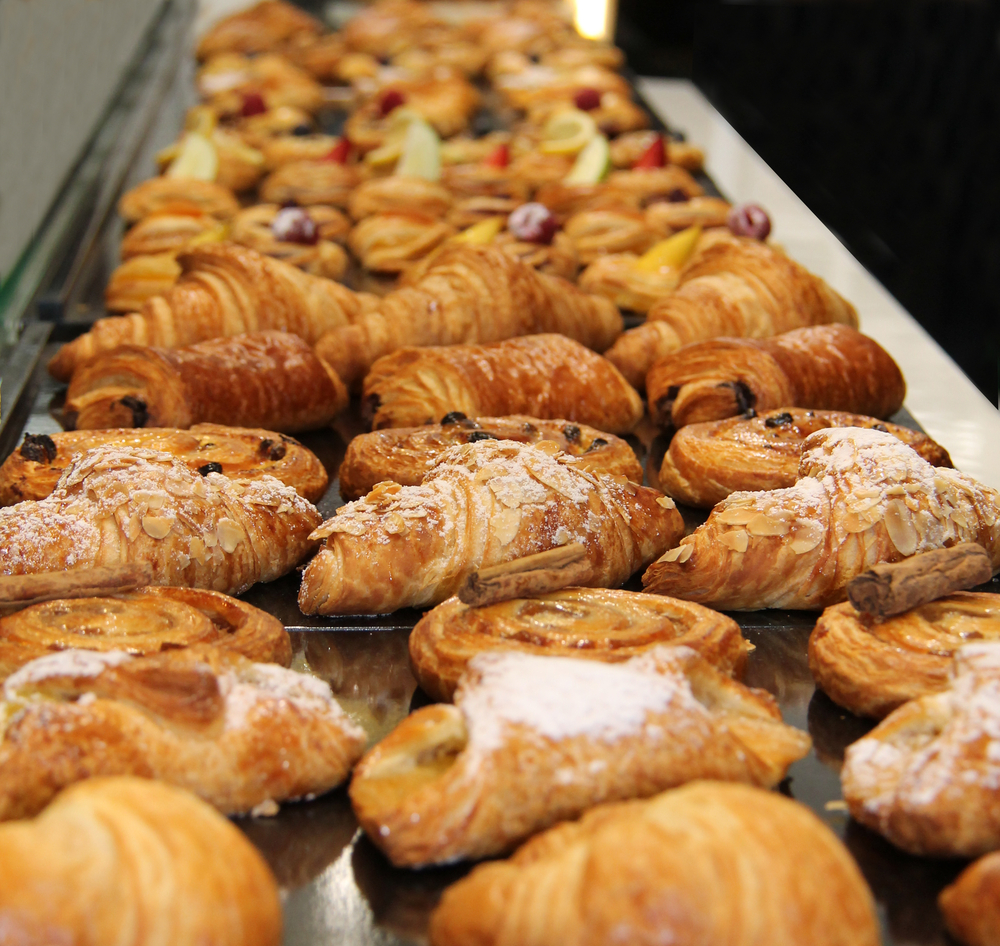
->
left=347, top=176, right=454, bottom=222
left=0, top=646, right=366, bottom=820
left=0, top=424, right=328, bottom=505
left=362, top=335, right=642, bottom=433
left=608, top=237, right=861, bottom=389
left=657, top=407, right=952, bottom=507
left=563, top=207, right=657, bottom=263
left=409, top=588, right=750, bottom=702
left=940, top=851, right=1000, bottom=946
left=810, top=593, right=1000, bottom=719
left=643, top=428, right=1000, bottom=611
left=299, top=439, right=682, bottom=615
left=229, top=204, right=350, bottom=280
left=348, top=212, right=457, bottom=273
left=119, top=212, right=221, bottom=259
left=338, top=414, right=642, bottom=501
left=645, top=324, right=905, bottom=430
left=196, top=0, right=321, bottom=59
left=842, top=642, right=1000, bottom=857
left=316, top=245, right=622, bottom=389
left=117, top=177, right=240, bottom=224
left=350, top=647, right=810, bottom=866
left=428, top=780, right=879, bottom=946
left=49, top=244, right=374, bottom=382
left=65, top=331, right=348, bottom=433
left=0, top=586, right=291, bottom=676
left=0, top=445, right=321, bottom=595
left=104, top=252, right=183, bottom=313
left=258, top=159, right=361, bottom=208
left=0, top=776, right=282, bottom=946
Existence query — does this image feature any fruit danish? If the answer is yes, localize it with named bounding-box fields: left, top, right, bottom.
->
left=348, top=212, right=456, bottom=273
left=196, top=0, right=321, bottom=59
left=117, top=177, right=240, bottom=224
left=104, top=252, right=183, bottom=313
left=119, top=212, right=220, bottom=259
left=347, top=176, right=454, bottom=221
left=229, top=204, right=349, bottom=280
left=258, top=159, right=361, bottom=208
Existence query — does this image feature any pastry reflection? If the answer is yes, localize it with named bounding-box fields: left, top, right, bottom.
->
left=807, top=689, right=876, bottom=770
left=742, top=625, right=815, bottom=710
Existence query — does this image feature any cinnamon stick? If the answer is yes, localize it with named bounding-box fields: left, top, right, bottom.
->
left=0, top=564, right=155, bottom=615
left=459, top=543, right=589, bottom=608
left=847, top=543, right=993, bottom=618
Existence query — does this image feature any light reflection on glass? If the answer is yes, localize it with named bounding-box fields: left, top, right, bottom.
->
left=573, top=0, right=617, bottom=41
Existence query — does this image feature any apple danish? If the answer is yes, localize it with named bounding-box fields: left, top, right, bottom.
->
left=656, top=407, right=952, bottom=507
left=809, top=592, right=1000, bottom=719
left=646, top=325, right=905, bottom=429
left=65, top=331, right=348, bottom=433
left=117, top=177, right=240, bottom=224
left=0, top=646, right=366, bottom=820
left=315, top=245, right=622, bottom=389
left=429, top=781, right=879, bottom=946
left=0, top=586, right=290, bottom=676
left=362, top=335, right=643, bottom=433
left=196, top=0, right=321, bottom=59
left=338, top=414, right=642, bottom=501
left=0, top=776, right=281, bottom=946
left=351, top=648, right=810, bottom=867
left=258, top=159, right=361, bottom=208
left=348, top=212, right=456, bottom=273
left=409, top=588, right=750, bottom=701
left=842, top=642, right=1000, bottom=856
left=298, top=439, right=682, bottom=614
left=0, top=445, right=321, bottom=596
left=940, top=851, right=1000, bottom=946
left=229, top=204, right=350, bottom=280
left=0, top=423, right=328, bottom=504
left=643, top=428, right=1000, bottom=610
left=347, top=176, right=454, bottom=221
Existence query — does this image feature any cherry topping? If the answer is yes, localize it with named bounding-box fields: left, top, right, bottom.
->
left=633, top=136, right=666, bottom=169
left=483, top=144, right=510, bottom=168
left=573, top=87, right=602, bottom=111
left=508, top=202, right=557, bottom=244
left=378, top=89, right=406, bottom=116
left=324, top=138, right=351, bottom=163
left=727, top=203, right=772, bottom=240
left=272, top=206, right=318, bottom=245
left=241, top=91, right=267, bottom=117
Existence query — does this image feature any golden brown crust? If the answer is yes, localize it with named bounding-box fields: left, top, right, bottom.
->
left=362, top=335, right=643, bottom=433
left=0, top=776, right=282, bottom=946
left=350, top=648, right=810, bottom=866
left=409, top=588, right=750, bottom=702
left=345, top=78, right=480, bottom=145
left=196, top=0, right=321, bottom=59
left=104, top=252, right=183, bottom=313
left=117, top=178, right=240, bottom=224
left=349, top=212, right=457, bottom=272
left=347, top=176, right=454, bottom=221
left=563, top=208, right=657, bottom=263
left=578, top=251, right=683, bottom=314
left=604, top=166, right=704, bottom=204
left=65, top=331, right=348, bottom=433
left=940, top=851, right=1000, bottom=946
left=429, top=781, right=880, bottom=946
left=492, top=230, right=579, bottom=281
left=0, top=424, right=328, bottom=505
left=299, top=439, right=683, bottom=614
left=658, top=407, right=952, bottom=507
left=338, top=414, right=642, bottom=501
left=229, top=204, right=349, bottom=279
left=809, top=593, right=1000, bottom=719
left=441, top=164, right=530, bottom=202
left=198, top=53, right=324, bottom=115
left=259, top=134, right=341, bottom=169
left=644, top=196, right=732, bottom=234
left=0, top=647, right=366, bottom=820
left=645, top=325, right=905, bottom=430
left=259, top=159, right=361, bottom=208
left=534, top=181, right=641, bottom=218
left=0, top=586, right=291, bottom=676
left=120, top=213, right=219, bottom=259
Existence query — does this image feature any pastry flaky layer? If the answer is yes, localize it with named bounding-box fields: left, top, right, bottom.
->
left=362, top=335, right=644, bottom=434
left=409, top=588, right=750, bottom=702
left=645, top=324, right=906, bottom=429
left=643, top=428, right=1000, bottom=610
left=655, top=406, right=952, bottom=507
left=842, top=642, right=1000, bottom=857
left=0, top=646, right=366, bottom=820
left=313, top=244, right=623, bottom=389
left=65, top=331, right=348, bottom=433
left=338, top=414, right=642, bottom=501
left=117, top=177, right=240, bottom=224
left=0, top=586, right=291, bottom=679
left=0, top=423, right=329, bottom=505
left=809, top=592, right=1000, bottom=719
left=429, top=780, right=879, bottom=946
left=48, top=243, right=375, bottom=382
left=299, top=439, right=682, bottom=615
left=940, top=850, right=1000, bottom=946
left=350, top=647, right=811, bottom=866
left=0, top=776, right=282, bottom=946
left=0, top=446, right=321, bottom=596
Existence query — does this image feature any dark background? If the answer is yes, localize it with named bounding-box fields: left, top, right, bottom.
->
left=616, top=0, right=1000, bottom=405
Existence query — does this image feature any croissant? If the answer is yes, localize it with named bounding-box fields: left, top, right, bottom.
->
left=196, top=0, right=321, bottom=59
left=0, top=586, right=290, bottom=676
left=0, top=776, right=281, bottom=946
left=429, top=780, right=880, bottom=946
left=656, top=407, right=952, bottom=507
left=0, top=423, right=328, bottom=504
left=104, top=252, right=183, bottom=313
left=338, top=414, right=642, bottom=501
left=362, top=335, right=643, bottom=433
left=347, top=176, right=454, bottom=221
left=0, top=646, right=366, bottom=820
left=349, top=212, right=457, bottom=272
left=643, top=428, right=1000, bottom=610
left=563, top=207, right=657, bottom=263
left=117, top=177, right=240, bottom=224
left=299, top=439, right=683, bottom=614
left=258, top=159, right=361, bottom=208
left=940, top=851, right=1000, bottom=946
left=0, top=445, right=321, bottom=595
left=315, top=245, right=622, bottom=389
left=646, top=324, right=905, bottom=430
left=350, top=647, right=810, bottom=866
left=65, top=331, right=348, bottom=433
left=842, top=642, right=1000, bottom=856
left=608, top=238, right=862, bottom=389
left=119, top=212, right=220, bottom=259
left=409, top=588, right=750, bottom=701
left=50, top=244, right=374, bottom=382
left=229, top=204, right=349, bottom=279
left=809, top=592, right=1000, bottom=719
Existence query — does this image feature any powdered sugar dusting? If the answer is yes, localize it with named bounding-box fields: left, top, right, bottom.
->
left=3, top=649, right=132, bottom=697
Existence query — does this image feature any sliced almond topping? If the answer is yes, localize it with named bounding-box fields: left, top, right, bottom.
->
left=655, top=495, right=676, bottom=509
left=125, top=512, right=143, bottom=542
left=718, top=530, right=749, bottom=553
left=216, top=517, right=244, bottom=553
left=746, top=513, right=789, bottom=537
left=841, top=512, right=870, bottom=534
left=493, top=507, right=522, bottom=546
left=790, top=535, right=821, bottom=554
left=883, top=499, right=919, bottom=556
left=189, top=536, right=207, bottom=565
left=715, top=506, right=756, bottom=526
left=384, top=512, right=407, bottom=535
left=141, top=515, right=173, bottom=540
left=658, top=543, right=693, bottom=563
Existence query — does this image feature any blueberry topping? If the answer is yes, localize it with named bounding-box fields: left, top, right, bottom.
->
left=19, top=433, right=57, bottom=463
